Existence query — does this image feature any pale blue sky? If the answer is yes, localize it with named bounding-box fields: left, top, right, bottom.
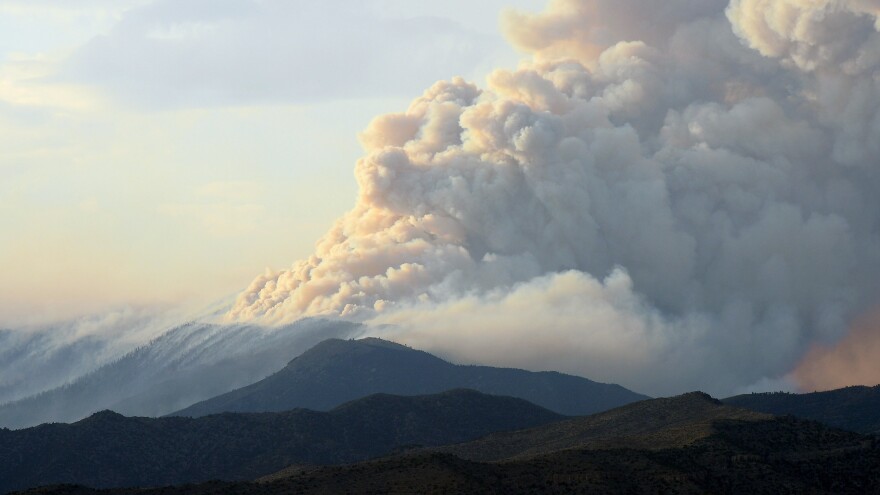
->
left=0, top=0, right=546, bottom=325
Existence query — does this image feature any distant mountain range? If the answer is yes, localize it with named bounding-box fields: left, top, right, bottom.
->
left=21, top=392, right=880, bottom=494
left=0, top=389, right=562, bottom=494
left=170, top=337, right=648, bottom=418
left=723, top=385, right=880, bottom=434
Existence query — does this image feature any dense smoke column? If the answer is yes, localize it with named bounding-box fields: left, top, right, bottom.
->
left=228, top=0, right=880, bottom=396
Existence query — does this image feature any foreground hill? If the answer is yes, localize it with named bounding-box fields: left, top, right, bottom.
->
left=724, top=385, right=880, bottom=434
left=23, top=393, right=880, bottom=494
left=435, top=392, right=768, bottom=461
left=0, top=389, right=562, bottom=493
left=172, top=337, right=647, bottom=418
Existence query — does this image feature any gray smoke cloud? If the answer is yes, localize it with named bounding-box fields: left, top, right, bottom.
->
left=227, top=0, right=880, bottom=396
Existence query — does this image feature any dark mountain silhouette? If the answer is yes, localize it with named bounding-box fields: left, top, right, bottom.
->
left=723, top=385, right=880, bottom=434
left=0, top=389, right=561, bottom=493
left=171, top=337, right=647, bottom=418
left=22, top=393, right=880, bottom=494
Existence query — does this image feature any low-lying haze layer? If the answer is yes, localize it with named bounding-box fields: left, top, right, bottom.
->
left=228, top=0, right=880, bottom=396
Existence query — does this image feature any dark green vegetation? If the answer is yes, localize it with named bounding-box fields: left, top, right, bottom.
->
left=724, top=385, right=880, bottom=434
left=0, top=390, right=562, bottom=494
left=16, top=393, right=880, bottom=494
left=171, top=337, right=647, bottom=418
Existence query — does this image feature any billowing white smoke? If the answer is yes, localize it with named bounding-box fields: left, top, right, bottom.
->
left=227, top=0, right=880, bottom=396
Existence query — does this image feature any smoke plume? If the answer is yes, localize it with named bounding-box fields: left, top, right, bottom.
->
left=792, top=306, right=880, bottom=391
left=227, top=0, right=880, bottom=396
left=0, top=307, right=177, bottom=404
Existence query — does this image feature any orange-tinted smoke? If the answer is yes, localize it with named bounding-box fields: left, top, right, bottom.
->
left=792, top=307, right=880, bottom=392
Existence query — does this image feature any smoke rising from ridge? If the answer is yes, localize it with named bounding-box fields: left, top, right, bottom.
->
left=792, top=307, right=880, bottom=391
left=227, top=0, right=880, bottom=396
left=0, top=307, right=179, bottom=404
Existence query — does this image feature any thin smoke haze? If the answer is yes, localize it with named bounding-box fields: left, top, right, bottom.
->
left=225, top=0, right=880, bottom=396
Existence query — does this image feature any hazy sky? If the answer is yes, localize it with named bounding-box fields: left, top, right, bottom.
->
left=0, top=0, right=545, bottom=325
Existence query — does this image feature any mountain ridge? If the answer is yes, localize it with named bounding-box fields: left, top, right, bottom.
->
left=171, top=337, right=648, bottom=418
left=723, top=385, right=880, bottom=434
left=434, top=390, right=771, bottom=462
left=19, top=392, right=880, bottom=494
left=0, top=389, right=563, bottom=493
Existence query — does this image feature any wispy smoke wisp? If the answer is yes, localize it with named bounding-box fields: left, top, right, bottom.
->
left=0, top=307, right=178, bottom=404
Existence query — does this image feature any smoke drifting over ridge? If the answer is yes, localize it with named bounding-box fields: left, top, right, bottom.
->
left=228, top=0, right=880, bottom=396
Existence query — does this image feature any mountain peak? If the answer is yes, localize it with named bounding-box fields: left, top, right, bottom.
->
left=287, top=337, right=414, bottom=366
left=675, top=391, right=722, bottom=405
left=79, top=410, right=127, bottom=424
left=91, top=410, right=124, bottom=418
